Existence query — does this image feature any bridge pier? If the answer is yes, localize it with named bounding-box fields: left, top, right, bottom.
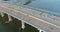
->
left=0, top=11, right=4, bottom=17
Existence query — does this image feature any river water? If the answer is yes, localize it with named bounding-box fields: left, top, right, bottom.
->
left=26, top=0, right=60, bottom=16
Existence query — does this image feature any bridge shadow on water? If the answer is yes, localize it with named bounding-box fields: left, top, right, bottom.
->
left=0, top=13, right=39, bottom=32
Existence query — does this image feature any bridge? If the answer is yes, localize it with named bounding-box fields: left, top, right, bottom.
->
left=0, top=0, right=60, bottom=32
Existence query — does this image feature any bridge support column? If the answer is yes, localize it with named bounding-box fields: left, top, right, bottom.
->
left=5, top=15, right=12, bottom=23
left=0, top=11, right=4, bottom=17
left=21, top=20, right=25, bottom=29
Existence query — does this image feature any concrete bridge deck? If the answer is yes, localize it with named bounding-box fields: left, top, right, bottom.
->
left=0, top=0, right=60, bottom=32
